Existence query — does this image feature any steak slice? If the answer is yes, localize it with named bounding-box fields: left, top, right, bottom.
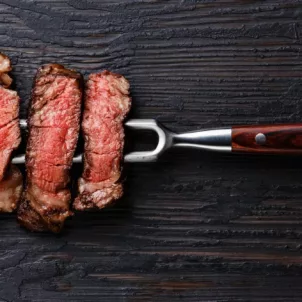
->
left=74, top=71, right=131, bottom=210
left=0, top=53, right=22, bottom=212
left=17, top=64, right=82, bottom=232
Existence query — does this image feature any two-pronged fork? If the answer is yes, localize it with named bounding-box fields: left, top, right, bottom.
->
left=12, top=119, right=302, bottom=164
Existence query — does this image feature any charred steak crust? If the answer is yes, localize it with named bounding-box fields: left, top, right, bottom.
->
left=17, top=64, right=83, bottom=232
left=0, top=53, right=22, bottom=212
left=17, top=200, right=47, bottom=232
left=74, top=70, right=131, bottom=210
left=0, top=165, right=23, bottom=213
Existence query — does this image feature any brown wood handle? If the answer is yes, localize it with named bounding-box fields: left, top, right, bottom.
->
left=232, top=124, right=302, bottom=154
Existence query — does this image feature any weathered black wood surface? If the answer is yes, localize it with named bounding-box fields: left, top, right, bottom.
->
left=1, top=0, right=302, bottom=301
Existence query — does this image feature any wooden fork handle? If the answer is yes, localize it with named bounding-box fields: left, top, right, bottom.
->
left=232, top=124, right=302, bottom=154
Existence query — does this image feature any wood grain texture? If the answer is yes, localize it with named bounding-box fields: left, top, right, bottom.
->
left=232, top=124, right=302, bottom=154
left=0, top=0, right=302, bottom=301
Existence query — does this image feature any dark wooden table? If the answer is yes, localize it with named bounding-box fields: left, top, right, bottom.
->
left=1, top=1, right=302, bottom=301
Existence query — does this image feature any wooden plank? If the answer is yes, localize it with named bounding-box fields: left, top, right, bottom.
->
left=0, top=0, right=302, bottom=300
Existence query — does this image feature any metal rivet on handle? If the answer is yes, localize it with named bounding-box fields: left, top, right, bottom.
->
left=255, top=133, right=266, bottom=145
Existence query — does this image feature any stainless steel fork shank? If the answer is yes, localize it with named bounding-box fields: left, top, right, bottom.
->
left=172, top=129, right=232, bottom=152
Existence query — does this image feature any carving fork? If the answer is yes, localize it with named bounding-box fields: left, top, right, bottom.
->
left=12, top=119, right=302, bottom=164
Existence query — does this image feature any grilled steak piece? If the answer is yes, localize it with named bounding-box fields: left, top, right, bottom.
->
left=74, top=71, right=131, bottom=210
left=18, top=64, right=82, bottom=232
left=0, top=53, right=22, bottom=212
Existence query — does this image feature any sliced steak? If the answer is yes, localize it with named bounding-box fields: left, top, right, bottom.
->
left=74, top=71, right=131, bottom=210
left=0, top=53, right=22, bottom=212
left=18, top=64, right=82, bottom=232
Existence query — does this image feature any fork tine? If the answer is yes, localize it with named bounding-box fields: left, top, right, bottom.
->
left=12, top=155, right=25, bottom=165
left=125, top=119, right=158, bottom=129
left=20, top=119, right=27, bottom=129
